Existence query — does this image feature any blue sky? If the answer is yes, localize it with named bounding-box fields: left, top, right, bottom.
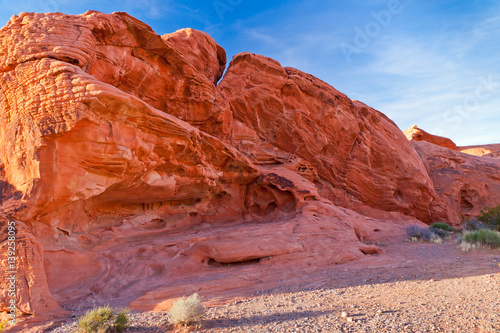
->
left=1, top=0, right=499, bottom=145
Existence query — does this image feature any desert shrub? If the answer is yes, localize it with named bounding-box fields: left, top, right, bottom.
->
left=407, top=225, right=430, bottom=240
left=406, top=225, right=442, bottom=243
left=476, top=205, right=500, bottom=231
left=168, top=293, right=206, bottom=327
left=463, top=217, right=487, bottom=231
left=77, top=305, right=130, bottom=333
left=113, top=308, right=130, bottom=332
left=460, top=241, right=477, bottom=253
left=429, top=227, right=449, bottom=239
left=430, top=222, right=456, bottom=232
left=463, top=229, right=500, bottom=248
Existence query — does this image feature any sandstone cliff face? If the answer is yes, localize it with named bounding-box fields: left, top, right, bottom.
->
left=0, top=221, right=57, bottom=316
left=0, top=11, right=498, bottom=328
left=86, top=12, right=233, bottom=139
left=0, top=12, right=260, bottom=326
left=162, top=28, right=227, bottom=85
left=411, top=141, right=500, bottom=223
left=219, top=54, right=437, bottom=221
left=402, top=126, right=500, bottom=223
left=0, top=11, right=255, bottom=226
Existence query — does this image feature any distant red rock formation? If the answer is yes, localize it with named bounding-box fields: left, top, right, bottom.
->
left=403, top=125, right=457, bottom=150
left=0, top=11, right=499, bottom=327
left=402, top=126, right=500, bottom=223
left=411, top=141, right=500, bottom=224
left=458, top=144, right=500, bottom=158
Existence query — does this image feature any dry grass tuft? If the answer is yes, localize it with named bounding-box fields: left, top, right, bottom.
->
left=168, top=293, right=206, bottom=328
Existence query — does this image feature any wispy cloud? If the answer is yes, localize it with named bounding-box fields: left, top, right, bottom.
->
left=368, top=40, right=459, bottom=78
left=362, top=9, right=500, bottom=142
left=243, top=28, right=278, bottom=45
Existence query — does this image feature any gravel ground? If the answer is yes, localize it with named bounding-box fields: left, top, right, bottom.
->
left=33, top=238, right=500, bottom=332
left=201, top=272, right=500, bottom=333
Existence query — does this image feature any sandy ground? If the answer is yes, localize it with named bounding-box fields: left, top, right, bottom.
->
left=23, top=236, right=500, bottom=332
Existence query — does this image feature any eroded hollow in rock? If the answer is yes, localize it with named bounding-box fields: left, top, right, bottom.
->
left=245, top=183, right=296, bottom=218
left=206, top=257, right=268, bottom=267
left=459, top=188, right=476, bottom=213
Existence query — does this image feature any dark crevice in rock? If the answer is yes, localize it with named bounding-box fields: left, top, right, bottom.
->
left=207, top=257, right=268, bottom=268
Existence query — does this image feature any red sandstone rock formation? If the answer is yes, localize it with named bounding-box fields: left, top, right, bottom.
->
left=162, top=28, right=227, bottom=85
left=401, top=127, right=500, bottom=223
left=411, top=141, right=500, bottom=224
left=0, top=11, right=499, bottom=330
left=0, top=221, right=58, bottom=315
left=219, top=54, right=438, bottom=222
left=403, top=125, right=457, bottom=150
left=458, top=144, right=500, bottom=158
